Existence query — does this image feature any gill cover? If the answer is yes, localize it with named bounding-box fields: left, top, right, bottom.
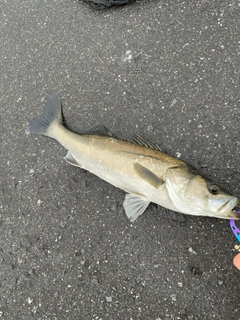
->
left=165, top=166, right=237, bottom=218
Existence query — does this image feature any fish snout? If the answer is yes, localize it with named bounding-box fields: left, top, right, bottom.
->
left=228, top=210, right=240, bottom=219
left=209, top=197, right=239, bottom=216
left=231, top=200, right=240, bottom=219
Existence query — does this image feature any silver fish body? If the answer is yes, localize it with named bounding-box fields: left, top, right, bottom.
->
left=28, top=94, right=239, bottom=221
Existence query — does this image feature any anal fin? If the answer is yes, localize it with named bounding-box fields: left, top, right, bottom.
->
left=123, top=193, right=150, bottom=222
left=64, top=151, right=82, bottom=167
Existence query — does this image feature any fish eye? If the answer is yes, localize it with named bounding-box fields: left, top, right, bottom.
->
left=208, top=184, right=220, bottom=195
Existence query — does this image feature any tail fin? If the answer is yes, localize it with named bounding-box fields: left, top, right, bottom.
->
left=28, top=93, right=63, bottom=137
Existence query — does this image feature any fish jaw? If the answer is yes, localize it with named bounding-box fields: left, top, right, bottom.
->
left=229, top=210, right=240, bottom=220
left=227, top=197, right=240, bottom=219
left=209, top=197, right=240, bottom=219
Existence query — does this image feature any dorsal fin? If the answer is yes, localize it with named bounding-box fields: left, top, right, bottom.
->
left=82, top=123, right=113, bottom=137
left=132, top=133, right=162, bottom=151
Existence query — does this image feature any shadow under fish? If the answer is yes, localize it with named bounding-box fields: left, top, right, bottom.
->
left=82, top=0, right=136, bottom=9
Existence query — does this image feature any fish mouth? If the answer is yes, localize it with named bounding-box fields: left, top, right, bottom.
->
left=230, top=200, right=240, bottom=219
left=217, top=197, right=239, bottom=214
left=232, top=202, right=240, bottom=214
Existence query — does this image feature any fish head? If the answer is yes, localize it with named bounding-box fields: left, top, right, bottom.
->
left=165, top=166, right=239, bottom=219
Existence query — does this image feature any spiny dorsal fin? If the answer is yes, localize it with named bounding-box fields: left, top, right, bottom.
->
left=132, top=133, right=162, bottom=151
left=82, top=123, right=113, bottom=137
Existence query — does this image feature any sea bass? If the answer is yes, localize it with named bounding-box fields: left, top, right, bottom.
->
left=28, top=93, right=239, bottom=221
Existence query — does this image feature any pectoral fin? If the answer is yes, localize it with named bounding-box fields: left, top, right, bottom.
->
left=64, top=151, right=82, bottom=167
left=123, top=193, right=150, bottom=222
left=133, top=163, right=164, bottom=188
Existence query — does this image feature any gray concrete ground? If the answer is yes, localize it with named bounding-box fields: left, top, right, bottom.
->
left=1, top=0, right=240, bottom=319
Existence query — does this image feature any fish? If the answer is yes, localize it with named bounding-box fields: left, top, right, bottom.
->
left=28, top=93, right=240, bottom=222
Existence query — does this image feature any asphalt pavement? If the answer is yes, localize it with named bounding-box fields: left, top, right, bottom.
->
left=1, top=0, right=240, bottom=319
